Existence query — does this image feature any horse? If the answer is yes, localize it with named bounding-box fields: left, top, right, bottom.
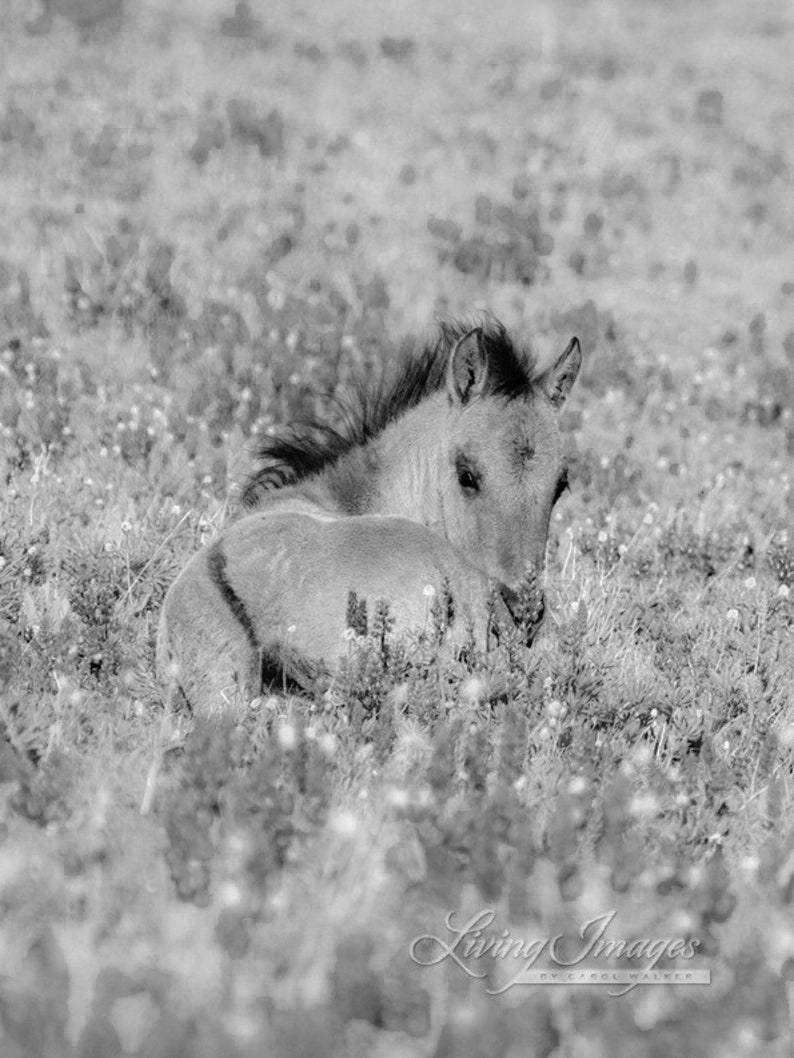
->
left=157, top=318, right=581, bottom=713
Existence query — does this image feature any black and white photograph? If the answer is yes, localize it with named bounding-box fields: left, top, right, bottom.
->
left=0, top=0, right=792, bottom=1054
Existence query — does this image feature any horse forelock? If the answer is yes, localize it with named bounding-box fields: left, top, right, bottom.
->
left=241, top=316, right=539, bottom=507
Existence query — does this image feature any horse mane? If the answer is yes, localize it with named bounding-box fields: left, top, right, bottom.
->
left=240, top=316, right=539, bottom=507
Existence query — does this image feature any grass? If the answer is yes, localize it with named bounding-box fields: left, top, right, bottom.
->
left=1, top=0, right=794, bottom=1054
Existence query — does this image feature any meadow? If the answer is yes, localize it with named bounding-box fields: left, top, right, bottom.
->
left=1, top=0, right=793, bottom=1054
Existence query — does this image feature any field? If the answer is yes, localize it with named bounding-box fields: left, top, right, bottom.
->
left=1, top=0, right=794, bottom=1054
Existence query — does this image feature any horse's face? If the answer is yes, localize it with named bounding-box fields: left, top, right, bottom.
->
left=440, top=330, right=581, bottom=593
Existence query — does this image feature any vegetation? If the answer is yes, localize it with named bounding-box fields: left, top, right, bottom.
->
left=1, top=0, right=793, bottom=1054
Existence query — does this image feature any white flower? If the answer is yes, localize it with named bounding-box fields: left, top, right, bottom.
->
left=423, top=584, right=436, bottom=598
left=744, top=576, right=757, bottom=590
left=632, top=744, right=654, bottom=769
left=779, top=584, right=791, bottom=599
left=630, top=792, right=659, bottom=819
left=330, top=810, right=358, bottom=837
left=725, top=608, right=739, bottom=624
left=387, top=786, right=410, bottom=809
left=460, top=676, right=486, bottom=702
left=218, top=881, right=242, bottom=908
left=319, top=732, right=337, bottom=757
left=277, top=723, right=297, bottom=750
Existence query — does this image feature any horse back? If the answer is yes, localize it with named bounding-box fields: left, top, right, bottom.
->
left=219, top=510, right=492, bottom=663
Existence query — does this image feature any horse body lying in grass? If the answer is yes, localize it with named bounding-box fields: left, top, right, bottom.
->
left=157, top=319, right=581, bottom=713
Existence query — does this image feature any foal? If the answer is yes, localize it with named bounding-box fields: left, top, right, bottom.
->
left=157, top=319, right=580, bottom=712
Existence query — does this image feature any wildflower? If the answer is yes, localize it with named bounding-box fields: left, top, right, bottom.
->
left=630, top=792, right=659, bottom=819
left=343, top=627, right=356, bottom=641
left=121, top=521, right=132, bottom=534
left=643, top=511, right=654, bottom=525
left=597, top=530, right=608, bottom=543
left=460, top=676, right=486, bottom=703
left=738, top=854, right=759, bottom=879
left=725, top=608, right=739, bottom=624
left=779, top=584, right=791, bottom=599
left=330, top=810, right=358, bottom=837
left=386, top=786, right=410, bottom=809
left=319, top=732, right=337, bottom=757
left=744, top=576, right=757, bottom=590
left=632, top=744, right=653, bottom=769
left=547, top=699, right=564, bottom=718
left=423, top=584, right=436, bottom=598
left=277, top=723, right=297, bottom=750
left=286, top=624, right=297, bottom=636
left=568, top=776, right=588, bottom=797
left=218, top=881, right=243, bottom=908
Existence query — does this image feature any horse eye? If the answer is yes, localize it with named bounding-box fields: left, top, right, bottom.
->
left=457, top=466, right=480, bottom=493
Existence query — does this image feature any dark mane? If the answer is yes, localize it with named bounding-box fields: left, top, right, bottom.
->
left=241, top=316, right=539, bottom=507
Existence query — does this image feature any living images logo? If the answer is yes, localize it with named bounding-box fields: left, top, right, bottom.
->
left=409, top=909, right=711, bottom=997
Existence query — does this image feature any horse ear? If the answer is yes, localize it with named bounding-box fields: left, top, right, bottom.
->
left=540, top=336, right=581, bottom=409
left=447, top=327, right=488, bottom=405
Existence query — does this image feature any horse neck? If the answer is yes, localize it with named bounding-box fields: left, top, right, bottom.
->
left=256, top=394, right=448, bottom=523
left=368, top=393, right=447, bottom=527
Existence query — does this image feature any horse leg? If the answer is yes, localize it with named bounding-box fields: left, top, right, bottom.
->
left=258, top=641, right=331, bottom=696
left=156, top=542, right=260, bottom=716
